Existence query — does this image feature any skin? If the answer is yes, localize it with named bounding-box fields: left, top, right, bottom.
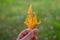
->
left=17, top=28, right=39, bottom=40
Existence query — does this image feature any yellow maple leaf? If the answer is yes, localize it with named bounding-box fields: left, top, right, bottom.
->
left=24, top=4, right=41, bottom=30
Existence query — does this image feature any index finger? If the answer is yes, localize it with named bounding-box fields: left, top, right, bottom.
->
left=17, top=29, right=30, bottom=40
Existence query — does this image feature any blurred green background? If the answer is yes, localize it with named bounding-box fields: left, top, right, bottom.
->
left=0, top=0, right=60, bottom=40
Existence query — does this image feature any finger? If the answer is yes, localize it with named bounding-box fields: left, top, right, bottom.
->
left=33, top=36, right=38, bottom=40
left=17, top=29, right=30, bottom=40
left=20, top=29, right=30, bottom=36
left=21, top=31, right=34, bottom=40
left=33, top=28, right=39, bottom=34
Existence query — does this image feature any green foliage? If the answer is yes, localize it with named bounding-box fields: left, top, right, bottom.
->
left=0, top=0, right=60, bottom=40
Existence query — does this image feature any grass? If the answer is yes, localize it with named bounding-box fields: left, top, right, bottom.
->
left=0, top=0, right=60, bottom=40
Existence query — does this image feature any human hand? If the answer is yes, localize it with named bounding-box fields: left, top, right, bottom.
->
left=17, top=28, right=39, bottom=40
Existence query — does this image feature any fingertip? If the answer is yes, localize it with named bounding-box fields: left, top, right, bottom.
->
left=33, top=28, right=39, bottom=32
left=33, top=28, right=40, bottom=34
